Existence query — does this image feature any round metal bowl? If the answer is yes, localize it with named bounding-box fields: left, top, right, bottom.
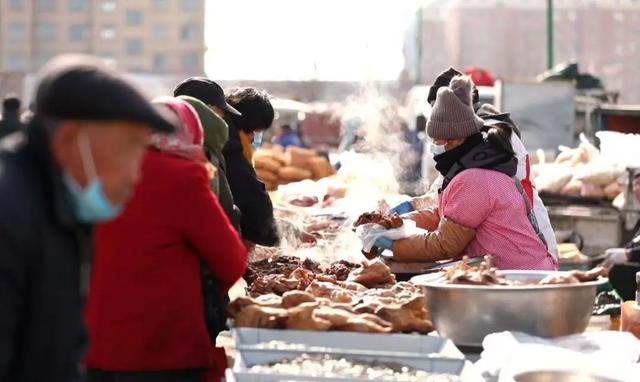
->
left=513, top=370, right=622, bottom=382
left=411, top=271, right=608, bottom=346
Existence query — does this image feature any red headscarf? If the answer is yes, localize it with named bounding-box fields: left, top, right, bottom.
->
left=150, top=96, right=204, bottom=160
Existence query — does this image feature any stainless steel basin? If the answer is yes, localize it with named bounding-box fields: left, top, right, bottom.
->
left=412, top=271, right=608, bottom=346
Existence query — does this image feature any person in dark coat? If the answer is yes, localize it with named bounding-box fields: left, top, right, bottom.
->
left=0, top=94, right=25, bottom=138
left=0, top=54, right=175, bottom=382
left=174, top=79, right=279, bottom=247
left=224, top=87, right=279, bottom=247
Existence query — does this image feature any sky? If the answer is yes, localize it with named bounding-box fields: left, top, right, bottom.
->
left=205, top=0, right=424, bottom=81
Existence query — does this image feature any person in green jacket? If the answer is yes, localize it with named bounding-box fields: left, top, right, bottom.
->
left=178, top=95, right=241, bottom=345
left=178, top=95, right=241, bottom=230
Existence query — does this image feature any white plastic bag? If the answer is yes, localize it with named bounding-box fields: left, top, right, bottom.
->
left=477, top=331, right=640, bottom=382
left=532, top=164, right=574, bottom=193
left=574, top=160, right=624, bottom=186
left=356, top=219, right=418, bottom=252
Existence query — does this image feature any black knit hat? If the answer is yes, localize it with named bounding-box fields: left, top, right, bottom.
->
left=427, top=67, right=479, bottom=106
left=35, top=54, right=176, bottom=132
left=173, top=77, right=241, bottom=116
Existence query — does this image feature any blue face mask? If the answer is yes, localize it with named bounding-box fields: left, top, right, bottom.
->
left=63, top=132, right=122, bottom=223
left=252, top=131, right=263, bottom=151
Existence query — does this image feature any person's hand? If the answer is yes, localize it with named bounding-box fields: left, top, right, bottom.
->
left=390, top=201, right=414, bottom=215
left=374, top=236, right=394, bottom=251
left=603, top=248, right=629, bottom=267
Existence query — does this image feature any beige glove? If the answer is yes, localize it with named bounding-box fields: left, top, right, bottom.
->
left=405, top=208, right=440, bottom=231
left=392, top=217, right=475, bottom=263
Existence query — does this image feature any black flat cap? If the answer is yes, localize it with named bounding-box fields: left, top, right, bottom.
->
left=35, top=54, right=176, bottom=132
left=173, top=77, right=241, bottom=116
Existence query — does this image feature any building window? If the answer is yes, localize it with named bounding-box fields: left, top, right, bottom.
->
left=180, top=25, right=198, bottom=41
left=69, top=0, right=89, bottom=11
left=153, top=0, right=169, bottom=10
left=100, top=25, right=116, bottom=40
left=35, top=0, right=57, bottom=12
left=152, top=24, right=169, bottom=41
left=181, top=51, right=199, bottom=71
left=70, top=24, right=90, bottom=42
left=35, top=51, right=55, bottom=67
left=153, top=53, right=167, bottom=71
left=5, top=51, right=27, bottom=71
left=126, top=39, right=143, bottom=55
left=126, top=10, right=143, bottom=25
left=35, top=23, right=57, bottom=41
left=10, top=0, right=25, bottom=11
left=101, top=0, right=116, bottom=12
left=180, top=0, right=199, bottom=11
left=9, top=22, right=26, bottom=40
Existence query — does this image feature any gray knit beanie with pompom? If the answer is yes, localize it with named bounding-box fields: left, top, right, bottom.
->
left=427, top=75, right=484, bottom=140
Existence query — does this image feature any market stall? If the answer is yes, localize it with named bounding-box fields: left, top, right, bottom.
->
left=531, top=132, right=640, bottom=260
left=220, top=151, right=640, bottom=382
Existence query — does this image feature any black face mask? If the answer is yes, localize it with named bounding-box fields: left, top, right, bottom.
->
left=433, top=133, right=517, bottom=192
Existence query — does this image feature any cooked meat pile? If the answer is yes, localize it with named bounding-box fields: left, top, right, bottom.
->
left=230, top=259, right=432, bottom=334
left=248, top=258, right=394, bottom=296
left=347, top=259, right=396, bottom=287
left=244, top=255, right=323, bottom=285
left=325, top=260, right=362, bottom=281
left=539, top=266, right=608, bottom=285
left=444, top=256, right=510, bottom=285
left=353, top=211, right=403, bottom=229
left=248, top=353, right=461, bottom=382
left=443, top=256, right=607, bottom=286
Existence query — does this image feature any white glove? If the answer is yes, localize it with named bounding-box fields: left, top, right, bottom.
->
left=603, top=248, right=629, bottom=267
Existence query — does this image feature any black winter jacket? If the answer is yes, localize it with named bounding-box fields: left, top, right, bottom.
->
left=0, top=121, right=91, bottom=382
left=222, top=118, right=278, bottom=246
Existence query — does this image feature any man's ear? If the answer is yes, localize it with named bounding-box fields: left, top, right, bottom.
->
left=50, top=121, right=78, bottom=162
left=50, top=120, right=82, bottom=175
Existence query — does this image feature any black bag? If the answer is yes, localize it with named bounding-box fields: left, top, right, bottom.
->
left=201, top=266, right=229, bottom=343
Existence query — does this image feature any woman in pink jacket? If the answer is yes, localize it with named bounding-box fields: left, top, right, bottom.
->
left=380, top=76, right=556, bottom=270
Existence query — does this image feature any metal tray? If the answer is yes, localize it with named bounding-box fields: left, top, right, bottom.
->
left=230, top=348, right=480, bottom=382
left=232, top=328, right=460, bottom=357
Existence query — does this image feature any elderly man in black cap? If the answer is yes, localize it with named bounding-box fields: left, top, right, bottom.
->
left=0, top=54, right=175, bottom=382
